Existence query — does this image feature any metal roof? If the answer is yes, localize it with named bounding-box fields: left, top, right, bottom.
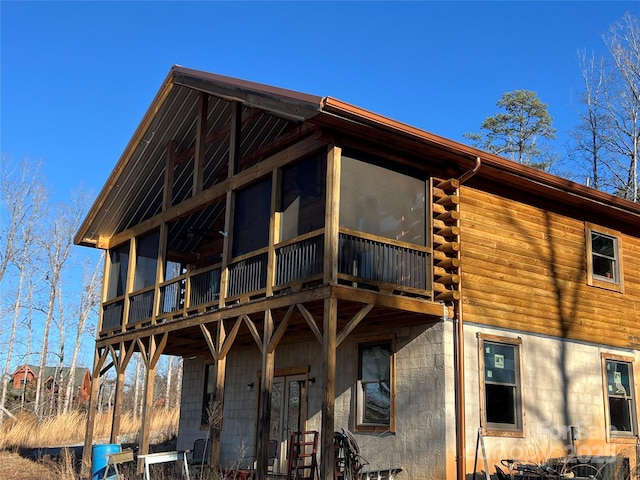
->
left=75, top=66, right=640, bottom=247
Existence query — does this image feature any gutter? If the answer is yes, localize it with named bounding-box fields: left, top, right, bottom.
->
left=454, top=156, right=481, bottom=480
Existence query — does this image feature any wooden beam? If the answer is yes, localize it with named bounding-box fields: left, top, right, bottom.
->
left=243, top=314, right=263, bottom=352
left=210, top=318, right=227, bottom=473
left=297, top=303, right=323, bottom=345
left=200, top=324, right=220, bottom=361
left=229, top=101, right=241, bottom=177
left=138, top=335, right=158, bottom=473
left=106, top=135, right=321, bottom=249
left=152, top=223, right=168, bottom=324
left=336, top=304, right=374, bottom=347
left=219, top=316, right=243, bottom=359
left=163, top=140, right=175, bottom=211
left=320, top=297, right=337, bottom=480
left=255, top=309, right=275, bottom=480
left=82, top=346, right=109, bottom=477
left=324, top=145, right=341, bottom=284
left=122, top=237, right=137, bottom=331
left=267, top=304, right=295, bottom=353
left=218, top=190, right=233, bottom=308
left=193, top=92, right=208, bottom=196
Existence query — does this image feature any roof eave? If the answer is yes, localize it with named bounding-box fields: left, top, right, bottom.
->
left=320, top=96, right=640, bottom=226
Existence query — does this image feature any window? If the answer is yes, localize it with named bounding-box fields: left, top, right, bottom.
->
left=603, top=355, right=637, bottom=438
left=340, top=154, right=426, bottom=246
left=478, top=335, right=523, bottom=435
left=586, top=225, right=623, bottom=292
left=233, top=177, right=272, bottom=257
left=279, top=153, right=326, bottom=242
left=107, top=242, right=130, bottom=300
left=134, top=230, right=160, bottom=290
left=356, top=339, right=395, bottom=431
left=202, top=364, right=216, bottom=426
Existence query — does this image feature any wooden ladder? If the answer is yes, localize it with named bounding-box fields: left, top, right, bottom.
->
left=287, top=431, right=319, bottom=480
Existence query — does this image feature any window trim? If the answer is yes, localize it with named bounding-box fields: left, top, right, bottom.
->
left=477, top=333, right=524, bottom=437
left=601, top=353, right=637, bottom=443
left=354, top=335, right=396, bottom=433
left=586, top=224, right=624, bottom=293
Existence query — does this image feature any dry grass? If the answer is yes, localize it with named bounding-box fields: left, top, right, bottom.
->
left=0, top=407, right=179, bottom=449
left=0, top=408, right=180, bottom=480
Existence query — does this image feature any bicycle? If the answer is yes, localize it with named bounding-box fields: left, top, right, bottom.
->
left=495, top=458, right=602, bottom=479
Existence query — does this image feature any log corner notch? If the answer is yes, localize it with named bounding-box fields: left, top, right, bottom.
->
left=432, top=177, right=461, bottom=303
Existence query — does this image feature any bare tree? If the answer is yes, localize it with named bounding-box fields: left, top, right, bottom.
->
left=34, top=196, right=85, bottom=418
left=602, top=12, right=640, bottom=202
left=63, top=254, right=102, bottom=413
left=164, top=356, right=173, bottom=410
left=0, top=158, right=46, bottom=422
left=0, top=156, right=45, bottom=283
left=569, top=50, right=611, bottom=190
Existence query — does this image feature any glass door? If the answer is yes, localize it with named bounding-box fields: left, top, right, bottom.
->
left=268, top=374, right=307, bottom=475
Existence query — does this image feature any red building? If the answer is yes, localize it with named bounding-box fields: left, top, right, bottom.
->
left=10, top=364, right=92, bottom=407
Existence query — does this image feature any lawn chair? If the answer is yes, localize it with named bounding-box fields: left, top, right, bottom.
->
left=188, top=438, right=210, bottom=476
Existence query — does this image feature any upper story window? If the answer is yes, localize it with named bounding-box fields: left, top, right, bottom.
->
left=586, top=224, right=623, bottom=292
left=340, top=154, right=426, bottom=246
left=279, top=153, right=326, bottom=242
left=602, top=355, right=637, bottom=439
left=356, top=338, right=395, bottom=432
left=233, top=177, right=272, bottom=257
left=134, top=230, right=160, bottom=290
left=107, top=242, right=130, bottom=300
left=478, top=334, right=523, bottom=436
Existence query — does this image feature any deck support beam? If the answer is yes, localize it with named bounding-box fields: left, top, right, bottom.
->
left=209, top=318, right=228, bottom=472
left=255, top=309, right=275, bottom=480
left=137, top=333, right=167, bottom=473
left=321, top=297, right=337, bottom=480
left=81, top=346, right=109, bottom=477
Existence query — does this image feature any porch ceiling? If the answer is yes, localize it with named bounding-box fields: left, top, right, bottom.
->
left=76, top=66, right=640, bottom=248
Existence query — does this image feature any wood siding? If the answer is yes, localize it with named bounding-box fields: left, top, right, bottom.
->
left=461, top=186, right=640, bottom=349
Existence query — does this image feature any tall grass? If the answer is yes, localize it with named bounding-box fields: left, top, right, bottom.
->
left=0, top=407, right=179, bottom=449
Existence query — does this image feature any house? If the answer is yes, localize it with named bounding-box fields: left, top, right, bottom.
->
left=75, top=66, right=640, bottom=480
left=10, top=364, right=92, bottom=406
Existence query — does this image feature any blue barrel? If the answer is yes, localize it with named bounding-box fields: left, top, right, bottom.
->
left=92, top=444, right=121, bottom=480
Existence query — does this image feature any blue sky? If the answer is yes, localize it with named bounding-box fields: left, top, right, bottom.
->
left=3, top=1, right=639, bottom=206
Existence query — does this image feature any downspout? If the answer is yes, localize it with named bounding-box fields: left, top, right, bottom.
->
left=454, top=156, right=481, bottom=480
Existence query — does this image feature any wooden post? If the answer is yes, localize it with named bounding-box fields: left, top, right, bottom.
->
left=137, top=334, right=167, bottom=473
left=122, top=237, right=137, bottom=331
left=324, top=146, right=341, bottom=285
left=321, top=297, right=337, bottom=480
left=255, top=309, right=274, bottom=480
left=163, top=140, right=175, bottom=211
left=81, top=346, right=109, bottom=477
left=218, top=191, right=233, bottom=308
left=209, top=319, right=228, bottom=472
left=193, top=93, right=207, bottom=196
left=229, top=101, right=241, bottom=177
left=110, top=357, right=126, bottom=444
left=152, top=223, right=168, bottom=324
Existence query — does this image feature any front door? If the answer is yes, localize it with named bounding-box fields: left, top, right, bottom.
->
left=268, top=374, right=307, bottom=475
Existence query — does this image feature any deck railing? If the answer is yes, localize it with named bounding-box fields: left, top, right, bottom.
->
left=338, top=230, right=430, bottom=291
left=99, top=230, right=430, bottom=334
left=227, top=251, right=268, bottom=299
left=275, top=232, right=324, bottom=288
